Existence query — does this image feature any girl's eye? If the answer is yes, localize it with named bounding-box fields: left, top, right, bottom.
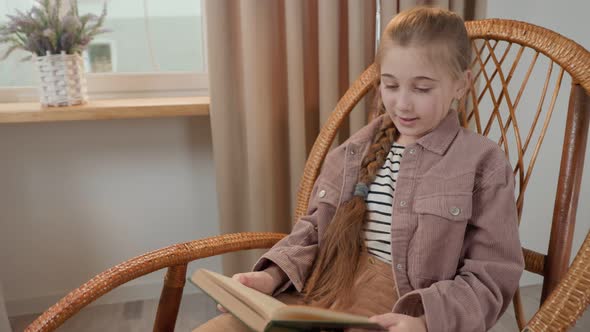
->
left=415, top=87, right=431, bottom=93
left=385, top=85, right=398, bottom=90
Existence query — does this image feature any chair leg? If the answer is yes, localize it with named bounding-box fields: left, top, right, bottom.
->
left=153, top=264, right=188, bottom=332
left=513, top=288, right=526, bottom=330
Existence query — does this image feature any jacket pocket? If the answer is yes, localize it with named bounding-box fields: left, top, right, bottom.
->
left=313, top=179, right=341, bottom=245
left=414, top=192, right=473, bottom=221
left=408, top=193, right=472, bottom=287
left=314, top=179, right=341, bottom=207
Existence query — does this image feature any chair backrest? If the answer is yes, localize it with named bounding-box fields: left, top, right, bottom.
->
left=462, top=20, right=589, bottom=307
left=294, top=18, right=590, bottom=328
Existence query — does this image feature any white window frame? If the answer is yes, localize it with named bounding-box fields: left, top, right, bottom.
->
left=0, top=0, right=209, bottom=103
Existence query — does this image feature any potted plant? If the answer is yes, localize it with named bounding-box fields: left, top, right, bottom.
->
left=0, top=0, right=108, bottom=107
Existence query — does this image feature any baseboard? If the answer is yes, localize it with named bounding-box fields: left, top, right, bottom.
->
left=6, top=280, right=201, bottom=318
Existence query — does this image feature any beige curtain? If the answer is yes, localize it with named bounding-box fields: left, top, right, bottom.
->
left=205, top=0, right=485, bottom=275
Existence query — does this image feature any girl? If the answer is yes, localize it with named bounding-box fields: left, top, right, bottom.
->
left=195, top=6, right=524, bottom=332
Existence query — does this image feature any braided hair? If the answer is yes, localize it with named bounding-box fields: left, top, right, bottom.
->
left=304, top=116, right=398, bottom=307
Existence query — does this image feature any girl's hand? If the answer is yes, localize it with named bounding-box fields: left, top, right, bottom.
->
left=217, top=271, right=275, bottom=312
left=369, top=313, right=427, bottom=332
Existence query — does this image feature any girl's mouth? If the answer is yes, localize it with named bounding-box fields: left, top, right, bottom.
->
left=397, top=115, right=418, bottom=125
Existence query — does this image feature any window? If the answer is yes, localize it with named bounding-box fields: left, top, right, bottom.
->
left=0, top=0, right=208, bottom=101
left=84, top=41, right=116, bottom=73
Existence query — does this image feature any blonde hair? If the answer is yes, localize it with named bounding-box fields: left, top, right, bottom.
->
left=304, top=6, right=470, bottom=308
left=375, top=6, right=471, bottom=114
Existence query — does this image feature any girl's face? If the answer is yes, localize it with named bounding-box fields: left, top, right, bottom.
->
left=379, top=45, right=470, bottom=146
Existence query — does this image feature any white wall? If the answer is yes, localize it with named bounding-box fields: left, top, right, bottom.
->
left=0, top=0, right=216, bottom=317
left=485, top=0, right=590, bottom=286
left=0, top=116, right=222, bottom=316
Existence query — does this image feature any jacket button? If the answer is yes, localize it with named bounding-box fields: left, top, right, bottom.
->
left=396, top=263, right=404, bottom=271
left=450, top=207, right=461, bottom=216
left=318, top=190, right=326, bottom=198
left=368, top=256, right=376, bottom=264
left=409, top=149, right=416, bottom=154
left=313, top=225, right=318, bottom=231
left=349, top=149, right=355, bottom=155
left=400, top=200, right=407, bottom=207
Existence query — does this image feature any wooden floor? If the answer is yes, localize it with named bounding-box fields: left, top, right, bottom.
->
left=10, top=285, right=590, bottom=331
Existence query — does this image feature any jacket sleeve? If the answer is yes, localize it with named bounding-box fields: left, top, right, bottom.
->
left=393, top=160, right=525, bottom=332
left=252, top=149, right=343, bottom=295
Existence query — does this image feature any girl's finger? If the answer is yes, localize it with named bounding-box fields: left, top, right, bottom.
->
left=217, top=303, right=228, bottom=313
left=232, top=273, right=247, bottom=285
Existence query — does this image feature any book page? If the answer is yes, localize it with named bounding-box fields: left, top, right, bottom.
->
left=190, top=269, right=267, bottom=331
left=192, top=269, right=386, bottom=332
left=271, top=305, right=376, bottom=324
left=201, top=270, right=286, bottom=320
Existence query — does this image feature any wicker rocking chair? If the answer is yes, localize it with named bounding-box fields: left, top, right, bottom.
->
left=25, top=19, right=590, bottom=332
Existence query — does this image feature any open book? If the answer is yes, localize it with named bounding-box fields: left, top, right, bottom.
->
left=189, top=269, right=386, bottom=332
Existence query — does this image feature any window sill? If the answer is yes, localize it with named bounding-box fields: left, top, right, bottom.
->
left=0, top=96, right=210, bottom=124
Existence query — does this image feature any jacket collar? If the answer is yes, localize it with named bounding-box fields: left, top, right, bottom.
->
left=349, top=110, right=461, bottom=156
left=415, top=110, right=461, bottom=155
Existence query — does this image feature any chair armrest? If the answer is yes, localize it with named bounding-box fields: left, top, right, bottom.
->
left=523, top=230, right=590, bottom=332
left=523, top=247, right=546, bottom=276
left=25, top=232, right=287, bottom=332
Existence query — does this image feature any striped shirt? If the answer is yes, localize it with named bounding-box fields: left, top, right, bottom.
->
left=363, top=143, right=405, bottom=263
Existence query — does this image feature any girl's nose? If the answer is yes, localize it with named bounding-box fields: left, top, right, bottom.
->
left=396, top=92, right=411, bottom=112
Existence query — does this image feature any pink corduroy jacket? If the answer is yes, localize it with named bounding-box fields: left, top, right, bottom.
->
left=253, top=110, right=525, bottom=332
